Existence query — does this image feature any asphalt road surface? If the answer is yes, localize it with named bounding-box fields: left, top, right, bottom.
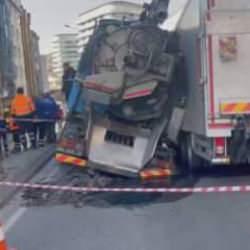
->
left=2, top=160, right=250, bottom=250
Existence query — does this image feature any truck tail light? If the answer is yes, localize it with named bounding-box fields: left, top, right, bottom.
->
left=214, top=137, right=226, bottom=156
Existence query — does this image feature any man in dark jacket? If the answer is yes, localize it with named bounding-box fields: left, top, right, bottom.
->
left=0, top=111, right=9, bottom=157
left=34, top=93, right=60, bottom=146
left=62, top=62, right=76, bottom=101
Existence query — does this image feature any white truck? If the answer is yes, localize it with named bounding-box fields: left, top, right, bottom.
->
left=178, top=0, right=250, bottom=169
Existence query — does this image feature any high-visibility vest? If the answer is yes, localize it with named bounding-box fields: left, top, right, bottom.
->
left=11, top=95, right=35, bottom=116
left=6, top=118, right=19, bottom=131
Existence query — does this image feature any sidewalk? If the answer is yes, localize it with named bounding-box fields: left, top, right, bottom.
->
left=0, top=145, right=55, bottom=207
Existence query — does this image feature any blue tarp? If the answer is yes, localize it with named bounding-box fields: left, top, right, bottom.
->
left=67, top=80, right=85, bottom=113
left=67, top=80, right=108, bottom=115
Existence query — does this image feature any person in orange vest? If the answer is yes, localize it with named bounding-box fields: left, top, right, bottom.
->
left=10, top=87, right=36, bottom=149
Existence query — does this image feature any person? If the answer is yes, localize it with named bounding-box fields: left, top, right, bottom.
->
left=47, top=99, right=62, bottom=143
left=56, top=105, right=64, bottom=133
left=34, top=92, right=61, bottom=146
left=6, top=115, right=22, bottom=153
left=10, top=87, right=36, bottom=149
left=62, top=62, right=76, bottom=101
left=0, top=111, right=9, bottom=157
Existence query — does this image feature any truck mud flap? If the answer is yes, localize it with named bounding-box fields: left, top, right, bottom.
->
left=230, top=118, right=250, bottom=164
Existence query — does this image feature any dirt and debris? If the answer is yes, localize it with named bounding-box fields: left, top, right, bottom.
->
left=21, top=163, right=197, bottom=208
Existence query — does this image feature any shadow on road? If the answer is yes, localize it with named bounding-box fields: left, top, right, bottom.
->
left=194, top=164, right=250, bottom=178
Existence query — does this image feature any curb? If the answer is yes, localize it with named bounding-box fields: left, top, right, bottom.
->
left=0, top=145, right=55, bottom=208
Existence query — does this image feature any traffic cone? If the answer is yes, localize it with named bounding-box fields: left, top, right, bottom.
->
left=0, top=223, right=8, bottom=250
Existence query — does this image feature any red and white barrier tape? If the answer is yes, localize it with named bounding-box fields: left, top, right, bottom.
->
left=0, top=181, right=250, bottom=193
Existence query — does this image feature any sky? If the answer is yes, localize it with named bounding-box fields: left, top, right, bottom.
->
left=21, top=0, right=187, bottom=54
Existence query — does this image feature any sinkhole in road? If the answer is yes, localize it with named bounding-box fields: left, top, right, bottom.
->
left=21, top=166, right=198, bottom=208
left=20, top=163, right=250, bottom=209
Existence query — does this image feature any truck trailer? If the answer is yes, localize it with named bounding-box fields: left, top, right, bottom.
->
left=56, top=0, right=250, bottom=177
left=178, top=0, right=250, bottom=170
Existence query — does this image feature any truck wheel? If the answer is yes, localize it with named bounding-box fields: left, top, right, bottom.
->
left=180, top=133, right=203, bottom=173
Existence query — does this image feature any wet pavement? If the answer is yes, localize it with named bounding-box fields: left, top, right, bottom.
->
left=2, top=159, right=250, bottom=250
left=0, top=145, right=54, bottom=207
left=19, top=159, right=250, bottom=208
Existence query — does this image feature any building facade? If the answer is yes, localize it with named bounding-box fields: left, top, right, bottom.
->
left=20, top=8, right=35, bottom=96
left=0, top=0, right=43, bottom=112
left=0, top=0, right=12, bottom=101
left=0, top=0, right=26, bottom=99
left=77, top=1, right=142, bottom=53
left=40, top=55, right=49, bottom=93
left=51, top=33, right=79, bottom=75
left=47, top=53, right=59, bottom=91
left=10, top=0, right=26, bottom=91
left=20, top=8, right=43, bottom=97
left=31, top=30, right=43, bottom=95
left=48, top=33, right=78, bottom=90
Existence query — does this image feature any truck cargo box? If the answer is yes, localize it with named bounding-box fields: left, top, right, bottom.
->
left=178, top=0, right=250, bottom=137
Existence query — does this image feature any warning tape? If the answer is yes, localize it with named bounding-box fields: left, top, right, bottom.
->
left=0, top=181, right=250, bottom=193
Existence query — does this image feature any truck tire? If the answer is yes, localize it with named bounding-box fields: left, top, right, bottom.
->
left=180, top=133, right=203, bottom=172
